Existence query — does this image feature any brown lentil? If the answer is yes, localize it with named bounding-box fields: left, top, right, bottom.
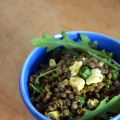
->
left=77, top=107, right=82, bottom=114
left=95, top=93, right=100, bottom=99
left=74, top=96, right=80, bottom=102
left=63, top=109, right=70, bottom=116
left=45, top=92, right=51, bottom=99
left=48, top=106, right=54, bottom=111
left=29, top=48, right=120, bottom=120
left=90, top=57, right=98, bottom=63
left=88, top=86, right=94, bottom=92
left=58, top=99, right=64, bottom=106
left=100, top=68, right=106, bottom=74
left=68, top=94, right=74, bottom=100
left=66, top=100, right=71, bottom=107
left=114, top=80, right=120, bottom=87
left=65, top=89, right=72, bottom=94
left=107, top=73, right=112, bottom=80
left=71, top=102, right=78, bottom=109
left=88, top=62, right=96, bottom=68
left=61, top=93, right=67, bottom=98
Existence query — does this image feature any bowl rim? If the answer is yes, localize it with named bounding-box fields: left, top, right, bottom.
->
left=19, top=30, right=120, bottom=120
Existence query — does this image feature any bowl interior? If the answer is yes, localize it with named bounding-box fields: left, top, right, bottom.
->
left=20, top=31, right=120, bottom=120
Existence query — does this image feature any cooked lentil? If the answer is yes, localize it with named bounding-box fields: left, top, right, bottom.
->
left=29, top=48, right=120, bottom=120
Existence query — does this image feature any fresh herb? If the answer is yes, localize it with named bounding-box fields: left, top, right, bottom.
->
left=104, top=80, right=111, bottom=88
left=111, top=69, right=119, bottom=80
left=107, top=51, right=114, bottom=58
left=52, top=73, right=59, bottom=78
left=88, top=51, right=119, bottom=71
left=31, top=31, right=120, bottom=71
left=36, top=66, right=60, bottom=81
left=70, top=94, right=120, bottom=120
left=79, top=96, right=85, bottom=106
left=31, top=67, right=60, bottom=93
left=91, top=41, right=98, bottom=49
left=32, top=82, right=41, bottom=93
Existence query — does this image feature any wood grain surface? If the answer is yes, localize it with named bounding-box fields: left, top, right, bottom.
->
left=0, top=0, right=120, bottom=120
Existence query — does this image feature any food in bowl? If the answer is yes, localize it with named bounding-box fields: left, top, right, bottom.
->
left=28, top=32, right=120, bottom=120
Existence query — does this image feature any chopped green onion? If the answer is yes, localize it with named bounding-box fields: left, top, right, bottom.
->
left=79, top=66, right=91, bottom=79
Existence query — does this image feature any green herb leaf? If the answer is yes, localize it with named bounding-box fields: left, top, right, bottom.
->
left=70, top=94, right=120, bottom=120
left=31, top=75, right=42, bottom=93
left=80, top=34, right=91, bottom=47
left=111, top=69, right=119, bottom=80
left=88, top=51, right=120, bottom=71
left=104, top=80, right=111, bottom=88
left=79, top=96, right=85, bottom=106
left=35, top=67, right=60, bottom=80
left=31, top=33, right=59, bottom=51
left=31, top=31, right=120, bottom=71
left=32, top=84, right=41, bottom=93
left=92, top=41, right=98, bottom=49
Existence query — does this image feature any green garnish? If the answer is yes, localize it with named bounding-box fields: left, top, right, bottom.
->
left=32, top=67, right=60, bottom=93
left=88, top=51, right=119, bottom=71
left=32, top=80, right=41, bottom=93
left=31, top=31, right=120, bottom=71
left=79, top=96, right=85, bottom=106
left=70, top=94, right=120, bottom=120
left=36, top=66, right=60, bottom=81
left=52, top=73, right=59, bottom=78
left=111, top=69, right=119, bottom=80
left=104, top=80, right=111, bottom=88
left=79, top=66, right=91, bottom=79
left=112, top=73, right=118, bottom=80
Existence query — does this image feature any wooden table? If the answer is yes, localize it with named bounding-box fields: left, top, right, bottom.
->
left=0, top=0, right=120, bottom=119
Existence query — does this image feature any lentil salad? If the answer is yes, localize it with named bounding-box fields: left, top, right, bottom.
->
left=29, top=32, right=120, bottom=120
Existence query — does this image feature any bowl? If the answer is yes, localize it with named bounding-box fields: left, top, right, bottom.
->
left=19, top=31, right=120, bottom=120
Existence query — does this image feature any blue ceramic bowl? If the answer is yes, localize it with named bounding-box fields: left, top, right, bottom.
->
left=19, top=31, right=120, bottom=120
